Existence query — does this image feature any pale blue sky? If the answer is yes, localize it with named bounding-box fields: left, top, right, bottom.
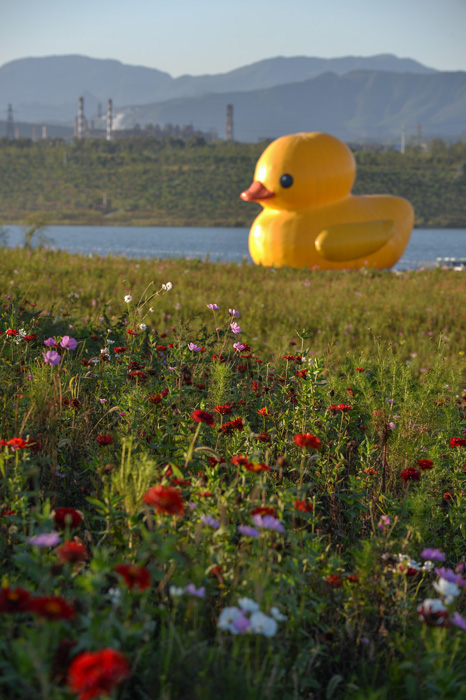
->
left=1, top=0, right=465, bottom=75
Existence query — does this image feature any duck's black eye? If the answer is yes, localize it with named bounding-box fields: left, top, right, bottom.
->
left=280, top=173, right=293, bottom=189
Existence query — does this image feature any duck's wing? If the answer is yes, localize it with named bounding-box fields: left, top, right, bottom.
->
left=315, top=220, right=394, bottom=262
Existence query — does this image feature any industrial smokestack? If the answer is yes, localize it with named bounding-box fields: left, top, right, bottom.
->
left=77, top=97, right=84, bottom=139
left=106, top=99, right=113, bottom=141
left=225, top=104, right=234, bottom=141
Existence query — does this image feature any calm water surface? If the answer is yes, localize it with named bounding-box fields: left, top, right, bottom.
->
left=3, top=225, right=466, bottom=270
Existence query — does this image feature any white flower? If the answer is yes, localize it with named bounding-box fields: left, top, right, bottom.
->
left=107, top=587, right=122, bottom=605
left=238, top=597, right=260, bottom=613
left=433, top=578, right=461, bottom=599
left=107, top=339, right=115, bottom=344
left=270, top=606, right=287, bottom=622
left=149, top=307, right=155, bottom=312
left=249, top=611, right=278, bottom=637
left=18, top=328, right=26, bottom=337
left=417, top=598, right=448, bottom=625
left=124, top=295, right=132, bottom=303
left=139, top=323, right=147, bottom=331
left=162, top=282, right=173, bottom=291
left=169, top=586, right=185, bottom=598
left=217, top=606, right=243, bottom=634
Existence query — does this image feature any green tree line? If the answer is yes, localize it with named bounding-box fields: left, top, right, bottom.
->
left=0, top=136, right=465, bottom=227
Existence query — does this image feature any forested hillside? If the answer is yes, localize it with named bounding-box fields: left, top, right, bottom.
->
left=0, top=136, right=465, bottom=227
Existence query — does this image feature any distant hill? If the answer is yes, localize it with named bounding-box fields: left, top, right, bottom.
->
left=0, top=53, right=436, bottom=126
left=115, top=70, right=466, bottom=143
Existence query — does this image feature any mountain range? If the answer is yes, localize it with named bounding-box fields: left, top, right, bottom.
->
left=1, top=54, right=465, bottom=142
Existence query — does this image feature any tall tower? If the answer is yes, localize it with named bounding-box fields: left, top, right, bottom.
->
left=106, top=99, right=113, bottom=141
left=77, top=97, right=85, bottom=139
left=6, top=104, right=15, bottom=140
left=225, top=104, right=234, bottom=141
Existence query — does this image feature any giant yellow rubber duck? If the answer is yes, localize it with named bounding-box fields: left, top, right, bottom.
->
left=240, top=132, right=414, bottom=269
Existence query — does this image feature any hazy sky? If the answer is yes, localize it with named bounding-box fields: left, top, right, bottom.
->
left=1, top=0, right=465, bottom=75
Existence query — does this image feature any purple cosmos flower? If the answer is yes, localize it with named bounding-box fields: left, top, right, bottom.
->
left=421, top=548, right=446, bottom=562
left=27, top=374, right=33, bottom=380
left=388, top=422, right=396, bottom=431
left=188, top=343, right=202, bottom=352
left=435, top=567, right=466, bottom=586
left=43, top=350, right=61, bottom=366
left=451, top=612, right=466, bottom=631
left=60, top=336, right=77, bottom=350
left=232, top=614, right=252, bottom=634
left=201, top=515, right=220, bottom=529
left=230, top=322, right=242, bottom=334
left=28, top=531, right=61, bottom=547
left=184, top=583, right=206, bottom=599
left=229, top=309, right=240, bottom=317
left=238, top=525, right=260, bottom=538
left=252, top=514, right=285, bottom=533
left=233, top=342, right=245, bottom=352
left=378, top=515, right=391, bottom=531
left=43, top=337, right=57, bottom=347
left=207, top=304, right=220, bottom=311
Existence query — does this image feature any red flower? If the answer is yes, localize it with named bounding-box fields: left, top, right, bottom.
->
left=346, top=574, right=359, bottom=583
left=113, top=346, right=126, bottom=354
left=126, top=329, right=139, bottom=336
left=294, top=434, right=321, bottom=449
left=416, top=459, right=434, bottom=471
left=128, top=370, right=147, bottom=381
left=54, top=508, right=83, bottom=530
left=329, top=404, right=352, bottom=414
left=294, top=499, right=313, bottom=513
left=97, top=434, right=113, bottom=446
left=231, top=454, right=250, bottom=466
left=23, top=334, right=38, bottom=342
left=443, top=492, right=454, bottom=501
left=450, top=437, right=466, bottom=447
left=191, top=410, right=214, bottom=426
left=30, top=595, right=76, bottom=620
left=401, top=467, right=421, bottom=482
left=68, top=648, right=130, bottom=700
left=5, top=437, right=28, bottom=450
left=244, top=462, right=271, bottom=473
left=6, top=329, right=18, bottom=336
left=214, top=405, right=232, bottom=416
left=364, top=468, right=376, bottom=475
left=143, top=485, right=185, bottom=516
left=114, top=563, right=151, bottom=591
left=326, top=574, right=343, bottom=588
left=296, top=369, right=308, bottom=378
left=221, top=417, right=244, bottom=435
left=0, top=586, right=32, bottom=613
left=356, top=367, right=365, bottom=372
left=251, top=507, right=277, bottom=517
left=56, top=541, right=88, bottom=564
left=256, top=432, right=271, bottom=443
left=257, top=407, right=269, bottom=416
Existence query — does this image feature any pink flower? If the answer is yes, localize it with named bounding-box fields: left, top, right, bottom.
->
left=60, top=336, right=77, bottom=350
left=230, top=322, right=242, bottom=334
left=43, top=350, right=61, bottom=366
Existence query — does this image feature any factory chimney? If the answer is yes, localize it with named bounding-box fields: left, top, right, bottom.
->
left=77, top=97, right=84, bottom=139
left=225, top=104, right=234, bottom=141
left=106, top=99, right=113, bottom=141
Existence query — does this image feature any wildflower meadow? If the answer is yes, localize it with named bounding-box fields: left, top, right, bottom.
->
left=1, top=247, right=466, bottom=699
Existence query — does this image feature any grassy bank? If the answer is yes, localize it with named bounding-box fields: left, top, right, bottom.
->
left=1, top=137, right=466, bottom=228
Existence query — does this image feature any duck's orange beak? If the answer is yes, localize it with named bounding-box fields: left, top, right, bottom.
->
left=240, top=181, right=275, bottom=202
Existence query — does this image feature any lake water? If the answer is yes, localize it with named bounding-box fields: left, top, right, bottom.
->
left=2, top=224, right=466, bottom=270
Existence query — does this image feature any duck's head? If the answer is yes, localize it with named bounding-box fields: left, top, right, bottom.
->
left=241, top=132, right=356, bottom=211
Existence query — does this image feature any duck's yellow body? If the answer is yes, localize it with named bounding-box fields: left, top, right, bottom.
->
left=241, top=132, right=414, bottom=270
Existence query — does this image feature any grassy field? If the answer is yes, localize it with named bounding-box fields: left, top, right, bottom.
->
left=1, top=249, right=466, bottom=699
